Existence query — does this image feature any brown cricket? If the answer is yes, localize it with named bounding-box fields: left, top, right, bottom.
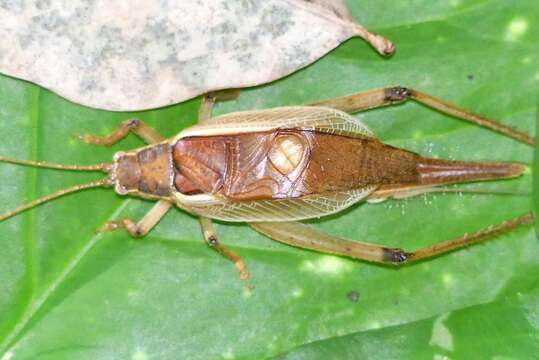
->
left=0, top=86, right=535, bottom=281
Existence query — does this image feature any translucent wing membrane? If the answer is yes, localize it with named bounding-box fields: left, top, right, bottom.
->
left=174, top=187, right=376, bottom=222
left=176, top=106, right=376, bottom=139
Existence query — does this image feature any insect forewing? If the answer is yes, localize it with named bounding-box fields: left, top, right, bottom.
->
left=174, top=106, right=376, bottom=140
left=173, top=106, right=378, bottom=221
left=175, top=188, right=376, bottom=222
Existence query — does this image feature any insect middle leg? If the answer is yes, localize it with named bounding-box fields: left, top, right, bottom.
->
left=250, top=213, right=534, bottom=265
left=310, top=86, right=534, bottom=146
left=199, top=217, right=249, bottom=281
left=197, top=91, right=251, bottom=282
left=76, top=118, right=164, bottom=145
left=198, top=89, right=241, bottom=123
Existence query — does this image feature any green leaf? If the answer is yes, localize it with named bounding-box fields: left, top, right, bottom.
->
left=535, top=91, right=539, bottom=237
left=278, top=279, right=539, bottom=359
left=275, top=275, right=539, bottom=359
left=0, top=0, right=537, bottom=359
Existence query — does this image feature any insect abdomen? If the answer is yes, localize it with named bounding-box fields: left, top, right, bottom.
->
left=172, top=130, right=422, bottom=200
left=301, top=134, right=420, bottom=193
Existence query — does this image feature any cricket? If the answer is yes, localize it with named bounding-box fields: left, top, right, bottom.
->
left=0, top=86, right=535, bottom=281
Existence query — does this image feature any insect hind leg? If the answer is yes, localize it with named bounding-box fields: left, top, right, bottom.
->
left=403, top=212, right=534, bottom=263
left=309, top=86, right=534, bottom=146
left=250, top=213, right=533, bottom=265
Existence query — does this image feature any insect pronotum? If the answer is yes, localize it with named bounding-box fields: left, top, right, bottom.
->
left=0, top=86, right=535, bottom=281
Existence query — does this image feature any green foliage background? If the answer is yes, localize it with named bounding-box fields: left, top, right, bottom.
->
left=0, top=0, right=537, bottom=358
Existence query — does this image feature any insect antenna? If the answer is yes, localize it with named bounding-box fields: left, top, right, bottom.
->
left=0, top=156, right=114, bottom=222
left=0, top=156, right=112, bottom=172
left=0, top=178, right=113, bottom=222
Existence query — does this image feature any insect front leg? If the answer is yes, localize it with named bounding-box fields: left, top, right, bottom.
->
left=75, top=118, right=165, bottom=145
left=199, top=217, right=250, bottom=282
left=250, top=213, right=533, bottom=265
left=100, top=200, right=172, bottom=237
left=310, top=86, right=534, bottom=146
